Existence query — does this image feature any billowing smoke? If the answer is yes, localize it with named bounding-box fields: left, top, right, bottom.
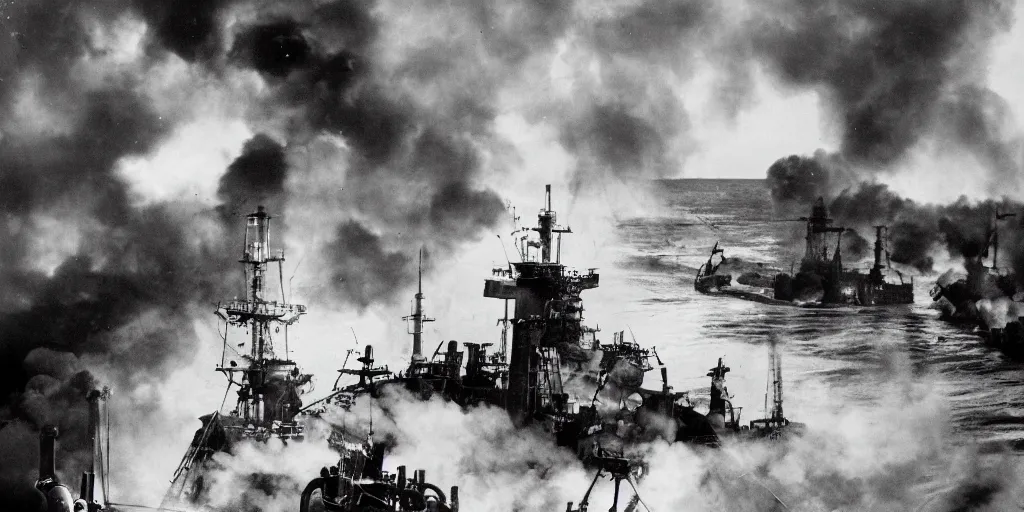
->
left=218, top=134, right=289, bottom=220
left=0, top=0, right=741, bottom=503
left=202, top=433, right=339, bottom=512
left=750, top=0, right=1019, bottom=189
left=766, top=154, right=1024, bottom=277
left=754, top=0, right=1023, bottom=277
left=0, top=2, right=238, bottom=504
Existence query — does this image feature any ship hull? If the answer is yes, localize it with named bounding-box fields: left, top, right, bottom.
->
left=696, top=271, right=913, bottom=308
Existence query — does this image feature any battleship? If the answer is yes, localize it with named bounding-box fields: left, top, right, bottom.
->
left=315, top=186, right=800, bottom=472
left=161, top=206, right=312, bottom=509
left=695, top=197, right=914, bottom=307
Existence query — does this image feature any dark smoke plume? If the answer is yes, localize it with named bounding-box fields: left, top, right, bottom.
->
left=0, top=3, right=246, bottom=507
left=131, top=0, right=235, bottom=63
left=215, top=0, right=719, bottom=307
left=754, top=1, right=1022, bottom=275
left=750, top=0, right=1018, bottom=186
left=766, top=154, right=1024, bottom=275
left=217, top=134, right=290, bottom=219
left=3, top=0, right=1021, bottom=508
left=0, top=3, right=735, bottom=503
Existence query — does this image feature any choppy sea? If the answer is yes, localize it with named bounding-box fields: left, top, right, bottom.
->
left=584, top=179, right=1024, bottom=509
left=612, top=179, right=1024, bottom=446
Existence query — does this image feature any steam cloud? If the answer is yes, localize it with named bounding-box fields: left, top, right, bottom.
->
left=288, top=375, right=1023, bottom=512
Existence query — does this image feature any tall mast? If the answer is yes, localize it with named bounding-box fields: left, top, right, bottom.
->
left=216, top=206, right=306, bottom=426
left=770, top=338, right=783, bottom=423
left=405, top=248, right=434, bottom=363
left=868, top=225, right=888, bottom=285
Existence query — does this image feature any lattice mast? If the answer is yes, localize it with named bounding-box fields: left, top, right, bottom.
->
left=216, top=206, right=306, bottom=426
left=800, top=198, right=845, bottom=270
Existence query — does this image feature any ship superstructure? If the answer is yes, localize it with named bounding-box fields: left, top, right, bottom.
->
left=483, top=185, right=600, bottom=424
left=163, top=206, right=311, bottom=507
left=300, top=185, right=785, bottom=505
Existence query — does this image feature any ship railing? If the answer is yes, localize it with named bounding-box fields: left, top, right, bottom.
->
left=220, top=300, right=307, bottom=320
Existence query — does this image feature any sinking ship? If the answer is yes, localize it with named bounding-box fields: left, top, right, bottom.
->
left=930, top=207, right=1019, bottom=321
left=695, top=197, right=914, bottom=307
left=162, top=206, right=458, bottom=511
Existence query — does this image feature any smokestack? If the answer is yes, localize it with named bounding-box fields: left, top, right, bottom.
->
left=81, top=389, right=102, bottom=503
left=37, top=425, right=58, bottom=486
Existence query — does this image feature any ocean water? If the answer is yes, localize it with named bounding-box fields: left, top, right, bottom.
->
left=611, top=179, right=1024, bottom=449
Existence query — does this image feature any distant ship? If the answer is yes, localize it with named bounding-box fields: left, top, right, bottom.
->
left=695, top=197, right=914, bottom=307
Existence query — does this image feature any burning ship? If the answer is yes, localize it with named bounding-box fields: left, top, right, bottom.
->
left=320, top=186, right=798, bottom=468
left=161, top=206, right=459, bottom=511
left=929, top=208, right=1024, bottom=356
left=695, top=197, right=914, bottom=307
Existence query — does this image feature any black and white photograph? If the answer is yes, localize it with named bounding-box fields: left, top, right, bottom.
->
left=2, top=0, right=1024, bottom=510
